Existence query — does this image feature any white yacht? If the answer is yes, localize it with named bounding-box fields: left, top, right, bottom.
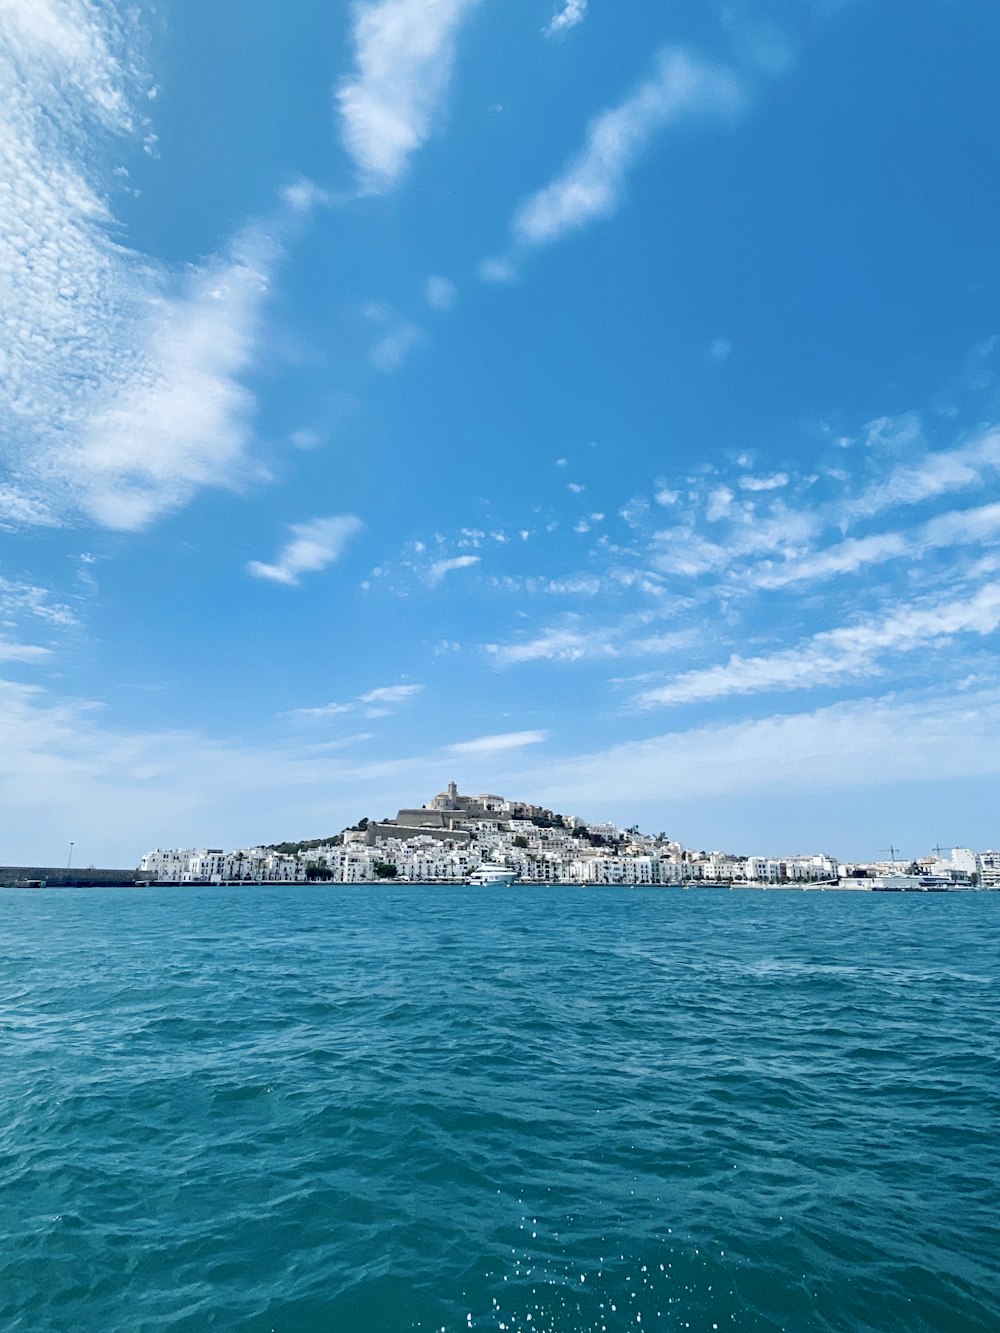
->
left=466, top=864, right=518, bottom=886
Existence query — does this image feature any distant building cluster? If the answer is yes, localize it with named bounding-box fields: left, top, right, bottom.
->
left=138, top=782, right=1000, bottom=890
left=137, top=847, right=304, bottom=884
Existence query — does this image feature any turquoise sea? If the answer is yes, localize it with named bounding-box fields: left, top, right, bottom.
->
left=1, top=885, right=998, bottom=1332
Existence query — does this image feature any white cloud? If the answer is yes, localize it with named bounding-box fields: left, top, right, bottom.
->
left=248, top=516, right=364, bottom=586
left=752, top=499, right=1000, bottom=592
left=284, top=682, right=423, bottom=723
left=739, top=472, right=788, bottom=492
left=336, top=0, right=479, bottom=193
left=304, top=732, right=376, bottom=753
left=284, top=702, right=354, bottom=720
left=0, top=487, right=59, bottom=530
left=751, top=530, right=906, bottom=590
left=73, top=227, right=280, bottom=530
left=543, top=0, right=587, bottom=39
left=279, top=177, right=329, bottom=214
left=705, top=485, right=734, bottom=521
left=447, top=729, right=548, bottom=755
left=847, top=425, right=1000, bottom=523
left=651, top=503, right=815, bottom=577
left=485, top=619, right=698, bottom=667
left=511, top=48, right=745, bottom=250
left=362, top=299, right=422, bottom=371
left=636, top=583, right=1000, bottom=707
left=707, top=337, right=732, bottom=363
left=0, top=575, right=78, bottom=628
left=427, top=554, right=480, bottom=584
left=424, top=274, right=457, bottom=310
left=0, top=3, right=290, bottom=531
left=0, top=639, right=51, bottom=663
left=0, top=0, right=136, bottom=130
left=520, top=688, right=1000, bottom=807
left=289, top=428, right=325, bottom=450
left=358, top=683, right=424, bottom=706
left=487, top=625, right=616, bottom=665
left=719, top=10, right=796, bottom=76
left=370, top=321, right=422, bottom=372
left=479, top=255, right=518, bottom=284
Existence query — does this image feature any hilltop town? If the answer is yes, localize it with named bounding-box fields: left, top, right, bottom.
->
left=138, top=783, right=1000, bottom=889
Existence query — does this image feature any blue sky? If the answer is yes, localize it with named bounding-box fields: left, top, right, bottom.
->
left=2, top=0, right=1000, bottom=865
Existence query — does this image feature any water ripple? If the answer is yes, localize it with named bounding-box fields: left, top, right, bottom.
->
left=1, top=886, right=998, bottom=1331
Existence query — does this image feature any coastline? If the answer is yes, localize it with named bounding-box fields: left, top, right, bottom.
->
left=2, top=873, right=989, bottom=894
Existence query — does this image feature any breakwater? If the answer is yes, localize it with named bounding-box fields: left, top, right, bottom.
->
left=0, top=865, right=142, bottom=887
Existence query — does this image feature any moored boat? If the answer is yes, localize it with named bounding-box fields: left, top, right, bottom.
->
left=466, top=864, right=518, bottom=886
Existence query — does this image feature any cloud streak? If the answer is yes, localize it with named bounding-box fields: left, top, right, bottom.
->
left=248, top=516, right=364, bottom=586
left=447, top=730, right=548, bottom=755
left=520, top=688, right=1000, bottom=807
left=427, top=554, right=480, bottom=585
left=337, top=0, right=479, bottom=194
left=284, top=682, right=424, bottom=722
left=543, top=1, right=587, bottom=39
left=636, top=584, right=1000, bottom=708
left=0, top=639, right=51, bottom=663
left=509, top=47, right=745, bottom=252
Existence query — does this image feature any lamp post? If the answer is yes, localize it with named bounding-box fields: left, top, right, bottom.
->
left=67, top=841, right=74, bottom=870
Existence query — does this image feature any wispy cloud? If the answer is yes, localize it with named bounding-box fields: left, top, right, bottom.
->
left=284, top=702, right=355, bottom=720
left=427, top=554, right=480, bottom=585
left=0, top=575, right=79, bottom=628
left=0, top=675, right=441, bottom=863
left=336, top=0, right=479, bottom=194
left=284, top=682, right=424, bottom=723
left=508, top=47, right=745, bottom=253
left=519, top=687, right=1000, bottom=807
left=635, top=584, right=1000, bottom=708
left=289, top=428, right=326, bottom=451
left=0, top=2, right=297, bottom=531
left=543, top=0, right=587, bottom=39
left=359, top=683, right=424, bottom=706
left=486, top=620, right=698, bottom=667
left=739, top=471, right=787, bottom=492
left=363, top=300, right=422, bottom=371
left=424, top=274, right=457, bottom=310
left=751, top=501, right=1000, bottom=591
left=279, top=177, right=330, bottom=214
left=718, top=8, right=796, bottom=76
left=487, top=625, right=615, bottom=665
left=846, top=425, right=1000, bottom=523
left=248, top=516, right=364, bottom=586
left=0, top=640, right=51, bottom=664
left=447, top=729, right=548, bottom=755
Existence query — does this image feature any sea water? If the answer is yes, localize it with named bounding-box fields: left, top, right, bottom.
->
left=1, top=885, right=997, bottom=1332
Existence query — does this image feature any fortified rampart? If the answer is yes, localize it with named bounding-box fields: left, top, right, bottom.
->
left=364, top=823, right=471, bottom=846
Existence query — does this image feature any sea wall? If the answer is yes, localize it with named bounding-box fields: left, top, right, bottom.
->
left=0, top=866, right=143, bottom=887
